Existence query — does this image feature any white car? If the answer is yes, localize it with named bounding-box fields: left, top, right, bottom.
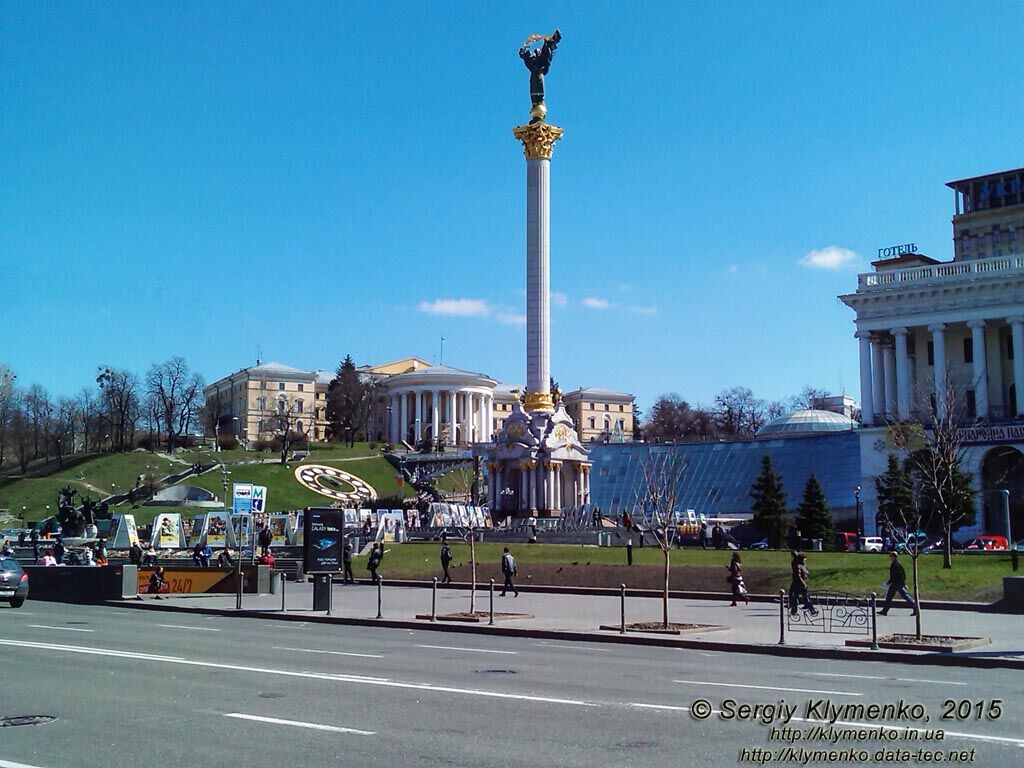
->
left=860, top=536, right=883, bottom=552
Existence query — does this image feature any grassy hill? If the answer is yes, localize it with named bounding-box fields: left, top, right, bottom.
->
left=0, top=444, right=409, bottom=522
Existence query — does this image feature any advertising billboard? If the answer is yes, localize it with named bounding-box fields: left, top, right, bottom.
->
left=303, top=507, right=344, bottom=573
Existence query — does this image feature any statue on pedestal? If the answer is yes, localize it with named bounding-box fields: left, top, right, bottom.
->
left=519, top=30, right=561, bottom=121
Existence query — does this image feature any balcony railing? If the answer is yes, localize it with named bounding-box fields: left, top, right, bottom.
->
left=858, top=254, right=1024, bottom=290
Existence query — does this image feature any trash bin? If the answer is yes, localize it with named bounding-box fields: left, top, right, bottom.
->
left=811, top=539, right=823, bottom=552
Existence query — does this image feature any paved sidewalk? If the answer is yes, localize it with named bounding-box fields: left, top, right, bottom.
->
left=117, top=581, right=1024, bottom=663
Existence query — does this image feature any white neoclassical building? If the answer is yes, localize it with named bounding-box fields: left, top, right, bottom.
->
left=840, top=165, right=1024, bottom=540
left=383, top=364, right=496, bottom=447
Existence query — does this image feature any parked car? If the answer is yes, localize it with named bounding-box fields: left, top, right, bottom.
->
left=748, top=539, right=770, bottom=550
left=922, top=537, right=965, bottom=553
left=860, top=536, right=884, bottom=552
left=0, top=557, right=29, bottom=608
left=894, top=531, right=930, bottom=553
left=964, top=535, right=1009, bottom=551
left=834, top=531, right=858, bottom=551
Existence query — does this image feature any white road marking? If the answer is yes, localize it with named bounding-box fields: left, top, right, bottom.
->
left=224, top=713, right=374, bottom=735
left=158, top=624, right=221, bottom=632
left=806, top=671, right=968, bottom=686
left=27, top=625, right=94, bottom=633
left=274, top=646, right=383, bottom=659
left=534, top=642, right=613, bottom=652
left=0, top=639, right=594, bottom=707
left=673, top=679, right=861, bottom=696
left=417, top=644, right=517, bottom=655
left=0, top=758, right=52, bottom=768
left=629, top=702, right=691, bottom=712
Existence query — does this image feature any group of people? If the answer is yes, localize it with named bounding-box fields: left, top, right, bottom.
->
left=21, top=535, right=109, bottom=567
left=699, top=522, right=729, bottom=550
left=783, top=549, right=917, bottom=616
left=435, top=536, right=520, bottom=597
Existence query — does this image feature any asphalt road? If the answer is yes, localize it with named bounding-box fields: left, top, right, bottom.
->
left=0, top=602, right=1021, bottom=768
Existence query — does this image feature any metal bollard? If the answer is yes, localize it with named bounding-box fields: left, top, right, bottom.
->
left=620, top=583, right=627, bottom=634
left=870, top=592, right=879, bottom=650
left=431, top=577, right=437, bottom=622
left=1013, top=550, right=1019, bottom=572
left=327, top=575, right=333, bottom=616
left=778, top=589, right=786, bottom=645
left=489, top=578, right=495, bottom=625
left=280, top=572, right=286, bottom=612
left=235, top=567, right=243, bottom=610
left=376, top=578, right=383, bottom=619
left=626, top=540, right=633, bottom=566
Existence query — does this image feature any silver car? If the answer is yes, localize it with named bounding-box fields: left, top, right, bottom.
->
left=0, top=557, right=29, bottom=608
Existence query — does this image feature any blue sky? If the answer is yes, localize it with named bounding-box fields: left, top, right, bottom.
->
left=4, top=2, right=1024, bottom=415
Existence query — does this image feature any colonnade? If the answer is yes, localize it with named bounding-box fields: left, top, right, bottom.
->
left=486, top=459, right=590, bottom=514
left=857, top=317, right=1024, bottom=423
left=387, top=388, right=493, bottom=446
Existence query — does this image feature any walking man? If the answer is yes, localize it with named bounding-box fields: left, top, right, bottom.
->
left=257, top=524, right=273, bottom=558
left=439, top=536, right=453, bottom=584
left=367, top=542, right=383, bottom=585
left=342, top=540, right=355, bottom=585
left=699, top=522, right=709, bottom=549
left=788, top=551, right=816, bottom=614
left=500, top=547, right=519, bottom=597
left=30, top=527, right=39, bottom=564
left=879, top=552, right=918, bottom=615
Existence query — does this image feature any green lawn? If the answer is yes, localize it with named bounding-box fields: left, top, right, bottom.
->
left=366, top=543, right=1016, bottom=602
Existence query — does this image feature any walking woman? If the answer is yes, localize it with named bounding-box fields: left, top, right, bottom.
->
left=727, top=552, right=750, bottom=606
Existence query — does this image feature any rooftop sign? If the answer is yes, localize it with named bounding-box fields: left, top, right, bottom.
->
left=877, top=243, right=918, bottom=259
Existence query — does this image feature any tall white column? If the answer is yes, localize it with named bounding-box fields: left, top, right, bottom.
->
left=399, top=391, right=408, bottom=444
left=447, top=391, right=457, bottom=446
left=871, top=339, right=886, bottom=419
left=461, top=393, right=470, bottom=444
left=388, top=394, right=397, bottom=442
left=892, top=327, right=912, bottom=421
left=883, top=342, right=897, bottom=417
left=414, top=389, right=423, bottom=442
left=528, top=462, right=537, bottom=511
left=856, top=331, right=875, bottom=425
left=1010, top=317, right=1024, bottom=416
left=431, top=388, right=440, bottom=443
left=929, top=324, right=948, bottom=418
left=967, top=320, right=989, bottom=418
left=485, top=394, right=493, bottom=441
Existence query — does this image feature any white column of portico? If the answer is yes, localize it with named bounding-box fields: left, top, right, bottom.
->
left=856, top=332, right=875, bottom=425
left=388, top=394, right=397, bottom=442
left=1010, top=317, right=1024, bottom=416
left=447, top=391, right=457, bottom=446
left=414, top=389, right=423, bottom=442
left=485, top=395, right=493, bottom=441
left=929, top=324, right=948, bottom=417
left=431, top=388, right=440, bottom=442
left=460, top=393, right=470, bottom=444
left=528, top=462, right=537, bottom=511
left=967, top=320, right=989, bottom=418
left=399, top=391, right=408, bottom=444
left=871, top=339, right=886, bottom=418
left=892, top=327, right=912, bottom=421
left=883, top=342, right=897, bottom=417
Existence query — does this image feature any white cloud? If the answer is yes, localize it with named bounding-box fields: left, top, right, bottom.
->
left=724, top=265, right=739, bottom=275
left=551, top=291, right=568, bottom=308
left=630, top=305, right=658, bottom=315
left=582, top=297, right=612, bottom=309
left=417, top=298, right=491, bottom=317
left=496, top=312, right=527, bottom=326
left=799, top=246, right=863, bottom=270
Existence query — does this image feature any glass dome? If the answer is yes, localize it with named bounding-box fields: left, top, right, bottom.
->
left=756, top=409, right=858, bottom=436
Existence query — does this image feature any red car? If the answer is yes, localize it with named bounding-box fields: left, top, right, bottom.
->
left=965, top=535, right=1008, bottom=551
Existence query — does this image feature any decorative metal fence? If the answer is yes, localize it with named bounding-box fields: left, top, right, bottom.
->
left=780, top=590, right=877, bottom=644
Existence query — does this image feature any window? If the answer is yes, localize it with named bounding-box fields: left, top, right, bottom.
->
left=1008, top=335, right=1014, bottom=360
left=605, top=404, right=610, bottom=411
left=296, top=420, right=303, bottom=433
left=260, top=380, right=267, bottom=390
left=589, top=418, right=595, bottom=429
left=927, top=341, right=934, bottom=366
left=297, top=383, right=304, bottom=392
left=278, top=383, right=285, bottom=391
left=993, top=226, right=1001, bottom=244
left=976, top=235, right=985, bottom=250
left=1011, top=230, right=1017, bottom=242
left=295, top=399, right=304, bottom=414
left=963, top=337, right=973, bottom=363
left=256, top=396, right=266, bottom=411
left=619, top=404, right=625, bottom=412
left=966, top=390, right=976, bottom=418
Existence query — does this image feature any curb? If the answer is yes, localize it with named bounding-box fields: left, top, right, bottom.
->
left=108, top=598, right=1024, bottom=671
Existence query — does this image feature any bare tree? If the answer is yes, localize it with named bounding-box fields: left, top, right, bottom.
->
left=635, top=450, right=684, bottom=628
left=262, top=394, right=307, bottom=464
left=713, top=386, right=766, bottom=436
left=49, top=397, right=77, bottom=468
left=0, top=364, right=17, bottom=466
left=96, top=366, right=141, bottom=452
left=788, top=385, right=831, bottom=412
left=76, top=386, right=99, bottom=454
left=146, top=357, right=204, bottom=454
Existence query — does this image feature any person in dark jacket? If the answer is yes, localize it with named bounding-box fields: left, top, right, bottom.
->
left=727, top=552, right=750, bottom=606
left=53, top=537, right=66, bottom=565
left=367, top=542, right=383, bottom=585
left=257, top=525, right=273, bottom=557
left=128, top=540, right=143, bottom=566
left=217, top=547, right=234, bottom=568
left=439, top=536, right=453, bottom=584
left=699, top=523, right=709, bottom=550
left=148, top=567, right=167, bottom=598
left=788, top=551, right=816, bottom=614
left=342, top=540, right=355, bottom=584
left=879, top=552, right=918, bottom=615
left=500, top=547, right=519, bottom=597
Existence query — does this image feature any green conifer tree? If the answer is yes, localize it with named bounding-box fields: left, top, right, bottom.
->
left=795, top=473, right=835, bottom=550
left=750, top=455, right=789, bottom=548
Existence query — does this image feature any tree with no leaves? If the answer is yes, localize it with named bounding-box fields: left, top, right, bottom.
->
left=635, top=450, right=684, bottom=628
left=146, top=357, right=204, bottom=454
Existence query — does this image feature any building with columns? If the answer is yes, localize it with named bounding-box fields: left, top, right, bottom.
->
left=381, top=364, right=495, bottom=446
left=840, top=166, right=1024, bottom=541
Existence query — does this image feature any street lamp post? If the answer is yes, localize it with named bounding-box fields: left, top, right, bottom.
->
left=854, top=485, right=863, bottom=551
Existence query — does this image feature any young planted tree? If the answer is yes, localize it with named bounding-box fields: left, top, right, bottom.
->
left=636, top=450, right=684, bottom=628
left=750, top=455, right=789, bottom=549
left=795, top=473, right=834, bottom=550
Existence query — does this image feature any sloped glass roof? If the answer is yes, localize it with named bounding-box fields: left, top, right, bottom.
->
left=757, top=409, right=858, bottom=436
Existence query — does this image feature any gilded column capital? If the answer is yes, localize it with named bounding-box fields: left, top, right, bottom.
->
left=524, top=391, right=555, bottom=412
left=513, top=120, right=564, bottom=160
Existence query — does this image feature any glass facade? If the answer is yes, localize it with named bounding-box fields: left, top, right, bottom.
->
left=589, top=431, right=860, bottom=519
